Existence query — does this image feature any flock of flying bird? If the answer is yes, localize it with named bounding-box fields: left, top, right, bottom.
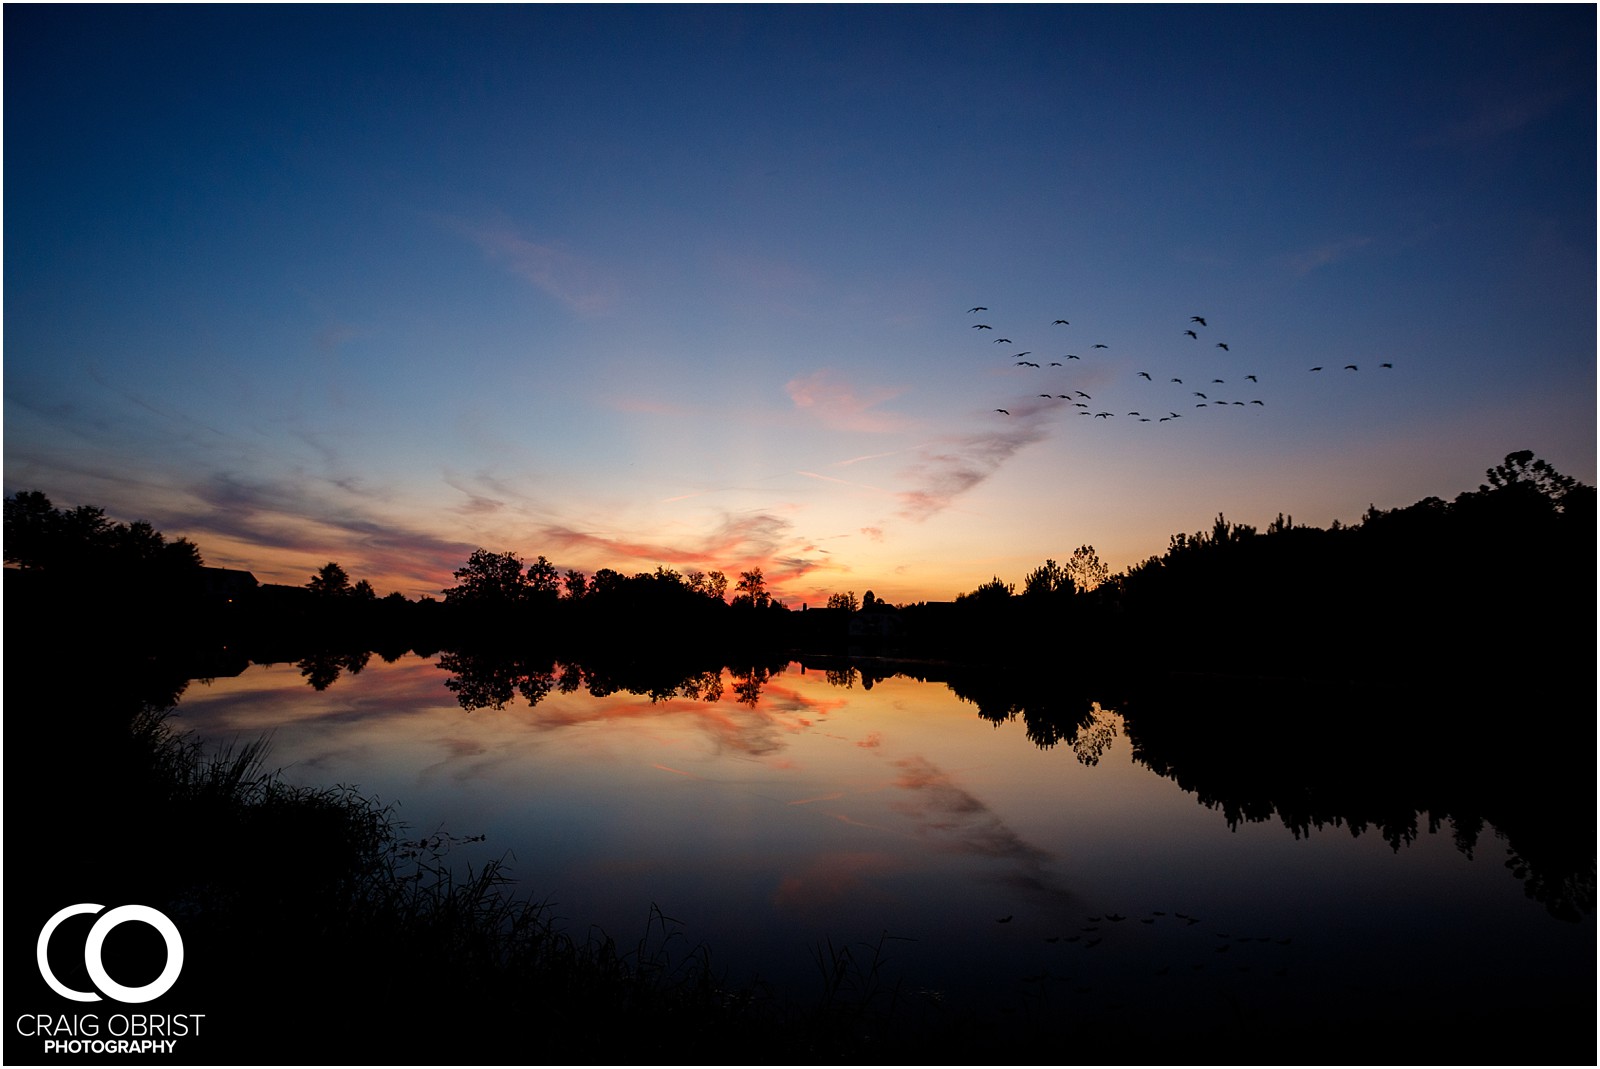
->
left=967, top=306, right=1392, bottom=422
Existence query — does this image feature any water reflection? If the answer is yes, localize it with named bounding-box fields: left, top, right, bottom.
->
left=378, top=646, right=1596, bottom=924
left=167, top=649, right=1592, bottom=1050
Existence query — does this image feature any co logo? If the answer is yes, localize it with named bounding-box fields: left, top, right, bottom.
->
left=37, top=904, right=184, bottom=1004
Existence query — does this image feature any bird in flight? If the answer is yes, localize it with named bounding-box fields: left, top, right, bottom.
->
left=1194, top=392, right=1208, bottom=399
left=968, top=307, right=988, bottom=313
left=973, top=324, right=991, bottom=329
left=1191, top=316, right=1207, bottom=326
left=1170, top=377, right=1183, bottom=383
left=1309, top=366, right=1323, bottom=372
left=1015, top=352, right=1032, bottom=358
left=1054, top=319, right=1070, bottom=325
left=1251, top=400, right=1264, bottom=405
left=1216, top=342, right=1229, bottom=351
left=1212, top=378, right=1225, bottom=383
left=1380, top=362, right=1393, bottom=368
left=1184, top=330, right=1199, bottom=339
left=1049, top=361, right=1063, bottom=366
left=1066, top=353, right=1081, bottom=360
left=994, top=338, right=1012, bottom=344
left=1344, top=364, right=1358, bottom=370
left=1093, top=343, right=1108, bottom=349
left=995, top=408, right=1010, bottom=415
left=1245, top=375, right=1257, bottom=382
left=1095, top=411, right=1112, bottom=418
left=1074, top=391, right=1091, bottom=399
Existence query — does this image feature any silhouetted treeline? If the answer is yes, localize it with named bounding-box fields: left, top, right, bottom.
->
left=7, top=451, right=1592, bottom=684
left=4, top=490, right=207, bottom=631
left=1109, top=450, right=1594, bottom=683
left=898, top=451, right=1595, bottom=686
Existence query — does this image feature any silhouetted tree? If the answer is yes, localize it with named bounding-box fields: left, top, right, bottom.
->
left=563, top=569, right=588, bottom=600
left=691, top=569, right=730, bottom=602
left=309, top=562, right=352, bottom=598
left=733, top=568, right=771, bottom=609
left=956, top=576, right=1013, bottom=603
left=4, top=491, right=204, bottom=575
left=1480, top=450, right=1582, bottom=505
left=444, top=549, right=529, bottom=608
left=826, top=591, right=859, bottom=611
left=1022, top=558, right=1073, bottom=599
left=588, top=567, right=626, bottom=599
left=1064, top=544, right=1109, bottom=593
left=3, top=490, right=60, bottom=569
left=525, top=554, right=560, bottom=597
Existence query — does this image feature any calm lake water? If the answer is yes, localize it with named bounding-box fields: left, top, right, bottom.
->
left=171, top=652, right=1592, bottom=1042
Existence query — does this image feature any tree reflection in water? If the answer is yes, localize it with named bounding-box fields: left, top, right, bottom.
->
left=436, top=645, right=775, bottom=713
left=426, top=647, right=1592, bottom=924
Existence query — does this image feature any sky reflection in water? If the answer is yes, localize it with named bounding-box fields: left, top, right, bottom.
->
left=172, top=655, right=1590, bottom=1022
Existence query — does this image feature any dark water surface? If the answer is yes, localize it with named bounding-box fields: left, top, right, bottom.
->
left=172, top=653, right=1593, bottom=1047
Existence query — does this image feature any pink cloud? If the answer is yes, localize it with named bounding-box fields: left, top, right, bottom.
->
left=895, top=407, right=1053, bottom=521
left=450, top=217, right=617, bottom=314
left=785, top=369, right=911, bottom=433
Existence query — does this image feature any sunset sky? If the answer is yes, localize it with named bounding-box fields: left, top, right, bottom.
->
left=6, top=5, right=1594, bottom=605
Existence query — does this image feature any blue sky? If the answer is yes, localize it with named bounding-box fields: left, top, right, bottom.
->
left=6, top=5, right=1594, bottom=603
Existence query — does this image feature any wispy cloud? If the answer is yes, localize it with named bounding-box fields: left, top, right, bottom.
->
left=154, top=470, right=477, bottom=595
left=894, top=408, right=1052, bottom=521
left=441, top=473, right=505, bottom=516
left=786, top=369, right=911, bottom=433
left=450, top=217, right=617, bottom=314
left=1419, top=89, right=1571, bottom=148
left=796, top=469, right=892, bottom=495
left=537, top=511, right=826, bottom=594
left=788, top=792, right=847, bottom=806
left=1279, top=235, right=1373, bottom=276
left=542, top=510, right=793, bottom=567
left=836, top=448, right=913, bottom=467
